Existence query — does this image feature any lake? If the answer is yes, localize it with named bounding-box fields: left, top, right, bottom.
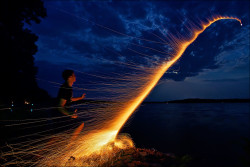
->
left=120, top=103, right=250, bottom=167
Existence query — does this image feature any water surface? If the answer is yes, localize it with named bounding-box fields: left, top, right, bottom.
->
left=121, top=103, right=250, bottom=167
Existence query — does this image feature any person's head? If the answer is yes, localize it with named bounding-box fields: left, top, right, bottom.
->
left=62, top=70, right=76, bottom=83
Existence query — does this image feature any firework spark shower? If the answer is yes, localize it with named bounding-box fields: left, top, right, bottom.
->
left=1, top=1, right=249, bottom=167
left=2, top=14, right=242, bottom=166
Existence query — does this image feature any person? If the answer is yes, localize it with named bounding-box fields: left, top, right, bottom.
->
left=57, top=70, right=85, bottom=118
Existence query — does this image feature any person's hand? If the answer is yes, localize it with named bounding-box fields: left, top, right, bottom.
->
left=71, top=109, right=78, bottom=119
left=81, top=93, right=86, bottom=99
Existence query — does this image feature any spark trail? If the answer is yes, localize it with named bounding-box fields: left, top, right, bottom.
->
left=41, top=15, right=241, bottom=166
left=1, top=15, right=242, bottom=167
left=110, top=16, right=242, bottom=134
left=37, top=15, right=241, bottom=167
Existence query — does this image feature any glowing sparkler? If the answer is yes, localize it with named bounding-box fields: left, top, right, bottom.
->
left=111, top=15, right=242, bottom=134
left=55, top=15, right=241, bottom=166
left=1, top=15, right=242, bottom=167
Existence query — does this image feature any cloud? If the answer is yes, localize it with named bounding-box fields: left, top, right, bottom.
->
left=30, top=1, right=249, bottom=83
left=203, top=77, right=249, bottom=82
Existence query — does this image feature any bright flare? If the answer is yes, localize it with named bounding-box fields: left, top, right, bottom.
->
left=35, top=15, right=242, bottom=166
left=111, top=15, right=242, bottom=135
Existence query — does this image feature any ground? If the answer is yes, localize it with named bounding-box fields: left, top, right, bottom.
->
left=101, top=147, right=192, bottom=167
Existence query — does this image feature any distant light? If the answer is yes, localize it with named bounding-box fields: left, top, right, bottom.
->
left=11, top=104, right=14, bottom=107
left=32, top=104, right=34, bottom=106
left=24, top=101, right=30, bottom=105
left=241, top=23, right=242, bottom=26
left=31, top=109, right=33, bottom=112
left=10, top=109, right=13, bottom=112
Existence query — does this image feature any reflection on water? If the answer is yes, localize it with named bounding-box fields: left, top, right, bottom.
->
left=121, top=103, right=250, bottom=167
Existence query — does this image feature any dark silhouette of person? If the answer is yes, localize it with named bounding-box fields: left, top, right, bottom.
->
left=57, top=70, right=85, bottom=118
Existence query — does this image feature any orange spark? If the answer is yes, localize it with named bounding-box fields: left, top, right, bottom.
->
left=110, top=15, right=242, bottom=135
left=70, top=122, right=84, bottom=141
left=70, top=15, right=242, bottom=165
left=37, top=15, right=241, bottom=167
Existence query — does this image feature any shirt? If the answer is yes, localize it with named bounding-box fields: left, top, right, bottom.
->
left=57, top=82, right=73, bottom=106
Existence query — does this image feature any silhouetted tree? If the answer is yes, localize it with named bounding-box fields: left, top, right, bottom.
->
left=0, top=0, right=50, bottom=104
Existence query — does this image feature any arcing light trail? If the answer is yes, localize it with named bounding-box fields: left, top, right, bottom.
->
left=109, top=15, right=242, bottom=135
left=1, top=15, right=241, bottom=166
left=42, top=15, right=241, bottom=166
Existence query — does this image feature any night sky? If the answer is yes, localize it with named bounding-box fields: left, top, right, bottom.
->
left=27, top=1, right=249, bottom=101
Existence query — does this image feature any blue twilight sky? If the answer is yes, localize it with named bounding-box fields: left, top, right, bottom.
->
left=27, top=0, right=249, bottom=101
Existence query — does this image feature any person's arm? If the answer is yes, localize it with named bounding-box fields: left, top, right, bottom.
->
left=71, top=93, right=86, bottom=102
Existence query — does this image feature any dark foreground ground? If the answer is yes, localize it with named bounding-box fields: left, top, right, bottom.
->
left=101, top=147, right=193, bottom=167
left=101, top=146, right=250, bottom=167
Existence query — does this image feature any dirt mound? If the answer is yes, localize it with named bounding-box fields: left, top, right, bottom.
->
left=101, top=147, right=192, bottom=167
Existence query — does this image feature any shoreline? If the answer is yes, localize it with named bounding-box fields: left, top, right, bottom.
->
left=143, top=98, right=250, bottom=104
